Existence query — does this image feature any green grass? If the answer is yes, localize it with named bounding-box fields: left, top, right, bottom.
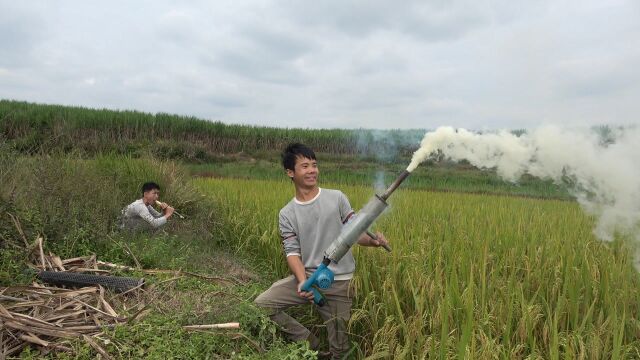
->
left=195, top=177, right=640, bottom=359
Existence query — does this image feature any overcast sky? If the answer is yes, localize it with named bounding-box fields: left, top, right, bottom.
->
left=1, top=1, right=639, bottom=130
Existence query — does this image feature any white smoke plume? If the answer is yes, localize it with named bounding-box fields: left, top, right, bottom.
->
left=408, top=125, right=640, bottom=265
left=374, top=170, right=386, bottom=194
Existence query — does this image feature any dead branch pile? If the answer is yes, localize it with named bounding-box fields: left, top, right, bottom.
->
left=0, top=284, right=125, bottom=358
left=1, top=236, right=242, bottom=358
left=0, top=237, right=145, bottom=358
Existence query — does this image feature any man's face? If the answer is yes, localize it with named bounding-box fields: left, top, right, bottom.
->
left=287, top=156, right=319, bottom=188
left=143, top=189, right=160, bottom=204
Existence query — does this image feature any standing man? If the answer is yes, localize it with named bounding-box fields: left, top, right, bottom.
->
left=120, top=182, right=174, bottom=230
left=255, top=143, right=389, bottom=359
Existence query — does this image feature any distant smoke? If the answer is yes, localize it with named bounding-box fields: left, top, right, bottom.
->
left=356, top=129, right=397, bottom=162
left=374, top=170, right=386, bottom=194
left=356, top=128, right=425, bottom=162
left=408, top=125, right=640, bottom=267
left=356, top=128, right=424, bottom=193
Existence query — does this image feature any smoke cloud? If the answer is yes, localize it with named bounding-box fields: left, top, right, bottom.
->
left=408, top=125, right=640, bottom=265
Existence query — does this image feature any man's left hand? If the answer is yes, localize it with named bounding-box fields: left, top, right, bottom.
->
left=370, top=232, right=389, bottom=248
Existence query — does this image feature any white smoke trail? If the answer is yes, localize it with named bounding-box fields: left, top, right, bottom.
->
left=374, top=170, right=386, bottom=194
left=408, top=125, right=640, bottom=266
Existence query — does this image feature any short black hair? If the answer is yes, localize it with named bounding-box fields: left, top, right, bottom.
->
left=281, top=143, right=316, bottom=171
left=142, top=182, right=160, bottom=194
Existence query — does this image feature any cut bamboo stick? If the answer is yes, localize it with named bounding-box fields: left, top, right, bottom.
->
left=61, top=256, right=94, bottom=265
left=0, top=294, right=28, bottom=302
left=43, top=310, right=86, bottom=322
left=183, top=322, right=240, bottom=330
left=70, top=268, right=112, bottom=274
left=37, top=236, right=46, bottom=269
left=49, top=254, right=66, bottom=271
left=20, top=333, right=50, bottom=347
left=3, top=320, right=80, bottom=339
left=82, top=334, right=113, bottom=360
left=65, top=324, right=116, bottom=331
left=96, top=261, right=136, bottom=271
left=5, top=300, right=46, bottom=309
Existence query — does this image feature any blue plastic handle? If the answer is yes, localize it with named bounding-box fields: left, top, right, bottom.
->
left=301, top=263, right=334, bottom=306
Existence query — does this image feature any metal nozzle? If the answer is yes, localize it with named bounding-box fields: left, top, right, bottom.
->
left=380, top=170, right=411, bottom=201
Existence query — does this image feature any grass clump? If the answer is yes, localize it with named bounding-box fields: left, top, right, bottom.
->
left=0, top=146, right=218, bottom=270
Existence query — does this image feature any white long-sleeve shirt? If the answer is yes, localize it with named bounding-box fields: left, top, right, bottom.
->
left=120, top=199, right=166, bottom=230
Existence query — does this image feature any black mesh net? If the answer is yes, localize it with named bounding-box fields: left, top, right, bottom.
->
left=37, top=271, right=144, bottom=292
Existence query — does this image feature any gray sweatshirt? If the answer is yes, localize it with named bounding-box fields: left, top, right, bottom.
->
left=279, top=188, right=356, bottom=280
left=120, top=199, right=166, bottom=230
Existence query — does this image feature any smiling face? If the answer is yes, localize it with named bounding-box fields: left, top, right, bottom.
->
left=287, top=155, right=319, bottom=189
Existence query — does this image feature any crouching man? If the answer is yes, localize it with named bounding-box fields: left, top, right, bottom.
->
left=120, top=182, right=174, bottom=231
left=255, top=144, right=389, bottom=359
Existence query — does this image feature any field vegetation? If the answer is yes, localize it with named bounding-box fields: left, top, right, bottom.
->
left=1, top=100, right=575, bottom=201
left=186, top=159, right=570, bottom=200
left=0, top=149, right=317, bottom=359
left=0, top=100, right=421, bottom=159
left=197, top=177, right=640, bottom=359
left=1, top=100, right=637, bottom=359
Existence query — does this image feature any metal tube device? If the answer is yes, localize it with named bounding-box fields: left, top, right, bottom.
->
left=301, top=170, right=411, bottom=306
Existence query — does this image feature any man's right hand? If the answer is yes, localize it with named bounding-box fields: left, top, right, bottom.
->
left=297, top=281, right=315, bottom=303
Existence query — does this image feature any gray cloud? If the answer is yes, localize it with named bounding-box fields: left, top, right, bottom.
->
left=208, top=23, right=314, bottom=85
left=0, top=0, right=638, bottom=129
left=0, top=3, right=49, bottom=68
left=280, top=0, right=494, bottom=42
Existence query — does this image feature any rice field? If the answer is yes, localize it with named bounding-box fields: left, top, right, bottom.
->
left=195, top=177, right=640, bottom=359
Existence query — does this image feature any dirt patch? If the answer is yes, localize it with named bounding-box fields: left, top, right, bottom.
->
left=207, top=252, right=259, bottom=283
